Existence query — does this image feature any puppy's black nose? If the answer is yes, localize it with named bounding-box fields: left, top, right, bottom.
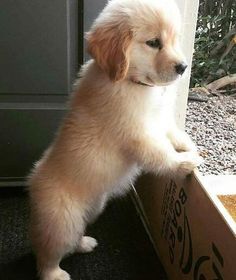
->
left=175, top=62, right=187, bottom=75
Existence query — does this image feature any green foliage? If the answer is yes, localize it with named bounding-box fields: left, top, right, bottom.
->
left=190, top=0, right=236, bottom=88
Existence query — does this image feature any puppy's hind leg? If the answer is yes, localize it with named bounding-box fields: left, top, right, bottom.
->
left=87, top=193, right=108, bottom=224
left=39, top=258, right=71, bottom=280
left=30, top=192, right=86, bottom=280
left=77, top=236, right=98, bottom=254
left=76, top=194, right=108, bottom=254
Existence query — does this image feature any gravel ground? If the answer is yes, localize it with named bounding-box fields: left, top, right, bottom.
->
left=185, top=95, right=236, bottom=175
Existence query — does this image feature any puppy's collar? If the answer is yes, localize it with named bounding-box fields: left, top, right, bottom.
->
left=130, top=79, right=154, bottom=87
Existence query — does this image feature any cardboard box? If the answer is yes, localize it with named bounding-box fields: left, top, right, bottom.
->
left=134, top=171, right=236, bottom=280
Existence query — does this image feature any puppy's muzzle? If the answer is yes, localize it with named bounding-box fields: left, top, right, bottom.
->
left=175, top=62, right=187, bottom=75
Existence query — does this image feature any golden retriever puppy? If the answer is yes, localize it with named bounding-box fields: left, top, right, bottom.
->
left=28, top=0, right=201, bottom=279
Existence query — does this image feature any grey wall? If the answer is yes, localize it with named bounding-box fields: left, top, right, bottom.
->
left=0, top=0, right=78, bottom=96
left=0, top=0, right=78, bottom=183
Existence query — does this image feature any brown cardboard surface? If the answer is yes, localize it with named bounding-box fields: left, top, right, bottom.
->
left=135, top=173, right=236, bottom=280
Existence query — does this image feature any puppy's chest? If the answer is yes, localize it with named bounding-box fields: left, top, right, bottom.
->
left=140, top=91, right=173, bottom=134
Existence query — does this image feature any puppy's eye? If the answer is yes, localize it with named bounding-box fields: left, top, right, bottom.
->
left=146, top=38, right=162, bottom=49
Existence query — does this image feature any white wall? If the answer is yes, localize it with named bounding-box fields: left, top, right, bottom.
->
left=175, top=0, right=199, bottom=127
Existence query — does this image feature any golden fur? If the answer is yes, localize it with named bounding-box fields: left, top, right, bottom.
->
left=28, top=1, right=201, bottom=279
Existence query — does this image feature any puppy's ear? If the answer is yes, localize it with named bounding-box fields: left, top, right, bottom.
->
left=86, top=22, right=132, bottom=82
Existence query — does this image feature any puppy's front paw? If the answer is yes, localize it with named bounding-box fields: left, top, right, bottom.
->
left=176, top=142, right=198, bottom=153
left=77, top=236, right=98, bottom=253
left=168, top=130, right=198, bottom=153
left=175, top=152, right=203, bottom=178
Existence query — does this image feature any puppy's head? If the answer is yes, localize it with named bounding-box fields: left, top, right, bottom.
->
left=87, top=0, right=186, bottom=86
